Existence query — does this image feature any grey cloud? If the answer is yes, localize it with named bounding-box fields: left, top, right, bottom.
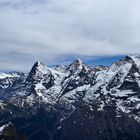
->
left=0, top=0, right=140, bottom=71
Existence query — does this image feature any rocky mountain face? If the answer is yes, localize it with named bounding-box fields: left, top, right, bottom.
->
left=1, top=55, right=140, bottom=140
left=0, top=122, right=27, bottom=140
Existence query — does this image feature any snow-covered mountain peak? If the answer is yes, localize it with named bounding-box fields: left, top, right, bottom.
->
left=126, top=55, right=140, bottom=69
left=27, top=61, right=51, bottom=78
left=73, top=58, right=83, bottom=65
left=0, top=72, right=21, bottom=79
left=127, top=55, right=140, bottom=60
left=109, top=59, right=132, bottom=73
left=32, top=61, right=46, bottom=72
left=70, top=58, right=83, bottom=69
left=25, top=61, right=54, bottom=93
left=107, top=55, right=140, bottom=74
left=67, top=58, right=91, bottom=74
left=35, top=60, right=43, bottom=65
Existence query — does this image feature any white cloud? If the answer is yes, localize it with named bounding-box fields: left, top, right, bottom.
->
left=0, top=0, right=140, bottom=71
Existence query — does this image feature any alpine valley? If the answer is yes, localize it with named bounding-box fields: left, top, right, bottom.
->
left=1, top=55, right=140, bottom=140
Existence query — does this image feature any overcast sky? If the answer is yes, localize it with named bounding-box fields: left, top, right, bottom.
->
left=0, top=0, right=140, bottom=71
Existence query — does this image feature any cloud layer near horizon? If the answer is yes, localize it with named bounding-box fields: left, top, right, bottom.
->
left=0, top=0, right=140, bottom=71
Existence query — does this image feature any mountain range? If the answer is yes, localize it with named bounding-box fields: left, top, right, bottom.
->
left=1, top=55, right=140, bottom=140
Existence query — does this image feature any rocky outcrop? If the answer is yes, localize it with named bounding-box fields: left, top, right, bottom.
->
left=0, top=123, right=27, bottom=140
